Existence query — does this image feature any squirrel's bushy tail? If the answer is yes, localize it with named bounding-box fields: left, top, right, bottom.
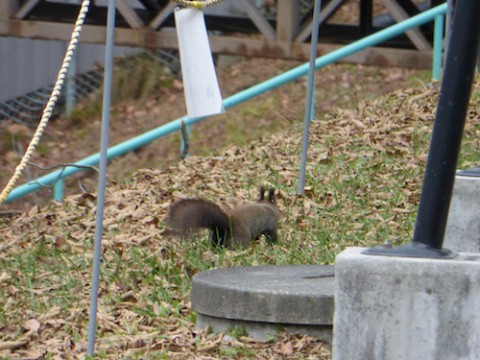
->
left=165, top=198, right=231, bottom=246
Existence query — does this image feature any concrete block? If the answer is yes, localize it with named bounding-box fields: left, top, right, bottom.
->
left=333, top=247, right=480, bottom=360
left=196, top=314, right=332, bottom=342
left=444, top=172, right=480, bottom=252
left=191, top=265, right=334, bottom=341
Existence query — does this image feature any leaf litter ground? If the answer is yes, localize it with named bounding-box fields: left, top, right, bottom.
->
left=1, top=74, right=480, bottom=359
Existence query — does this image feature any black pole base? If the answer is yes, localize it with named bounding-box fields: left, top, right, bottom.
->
left=362, top=242, right=457, bottom=259
left=456, top=168, right=480, bottom=178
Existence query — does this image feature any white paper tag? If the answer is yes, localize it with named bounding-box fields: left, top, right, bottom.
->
left=175, top=8, right=224, bottom=118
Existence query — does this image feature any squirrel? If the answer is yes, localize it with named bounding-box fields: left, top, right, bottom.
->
left=164, top=187, right=280, bottom=249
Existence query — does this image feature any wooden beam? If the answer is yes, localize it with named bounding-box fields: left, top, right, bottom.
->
left=138, top=0, right=160, bottom=12
left=382, top=0, right=431, bottom=50
left=116, top=0, right=144, bottom=29
left=276, top=0, right=300, bottom=43
left=0, top=0, right=19, bottom=21
left=0, top=18, right=432, bottom=68
left=395, top=0, right=422, bottom=16
left=295, top=0, right=346, bottom=42
left=149, top=0, right=176, bottom=30
left=15, top=0, right=41, bottom=20
left=239, top=0, right=276, bottom=41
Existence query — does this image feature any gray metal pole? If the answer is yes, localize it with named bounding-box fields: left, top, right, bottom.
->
left=87, top=0, right=116, bottom=355
left=298, top=0, right=322, bottom=195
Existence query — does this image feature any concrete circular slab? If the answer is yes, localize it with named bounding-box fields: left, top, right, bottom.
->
left=191, top=265, right=334, bottom=340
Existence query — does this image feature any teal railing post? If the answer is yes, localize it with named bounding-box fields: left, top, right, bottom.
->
left=180, top=120, right=191, bottom=158
left=53, top=178, right=64, bottom=201
left=432, top=14, right=445, bottom=81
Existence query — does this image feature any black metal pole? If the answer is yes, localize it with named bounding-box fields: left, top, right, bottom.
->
left=412, top=0, right=480, bottom=250
left=364, top=0, right=480, bottom=258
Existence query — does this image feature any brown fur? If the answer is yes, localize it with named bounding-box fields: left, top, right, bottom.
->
left=164, top=188, right=280, bottom=248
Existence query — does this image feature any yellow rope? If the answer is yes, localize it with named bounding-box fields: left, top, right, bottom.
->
left=172, top=0, right=225, bottom=9
left=0, top=0, right=90, bottom=205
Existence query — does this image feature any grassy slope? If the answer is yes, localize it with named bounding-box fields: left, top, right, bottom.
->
left=0, top=58, right=425, bottom=211
left=1, top=72, right=480, bottom=358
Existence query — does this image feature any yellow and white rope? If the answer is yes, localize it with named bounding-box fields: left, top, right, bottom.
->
left=0, top=0, right=90, bottom=205
left=172, top=0, right=224, bottom=9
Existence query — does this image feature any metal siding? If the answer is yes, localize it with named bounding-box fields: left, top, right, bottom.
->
left=14, top=38, right=29, bottom=100
left=0, top=37, right=136, bottom=103
left=0, top=38, right=15, bottom=101
left=46, top=40, right=65, bottom=89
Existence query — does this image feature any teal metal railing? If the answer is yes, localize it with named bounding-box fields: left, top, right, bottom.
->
left=4, top=3, right=447, bottom=203
left=432, top=13, right=445, bottom=81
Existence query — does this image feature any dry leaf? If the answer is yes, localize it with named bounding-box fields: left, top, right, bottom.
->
left=278, top=341, right=294, bottom=356
left=24, top=319, right=41, bottom=333
left=54, top=236, right=67, bottom=249
left=0, top=272, right=10, bottom=284
left=28, top=205, right=39, bottom=217
left=0, top=340, right=28, bottom=351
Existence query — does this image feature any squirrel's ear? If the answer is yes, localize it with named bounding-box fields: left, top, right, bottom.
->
left=259, top=186, right=266, bottom=201
left=267, top=188, right=276, bottom=202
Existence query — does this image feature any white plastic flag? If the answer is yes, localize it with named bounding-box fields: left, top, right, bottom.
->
left=175, top=8, right=224, bottom=118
